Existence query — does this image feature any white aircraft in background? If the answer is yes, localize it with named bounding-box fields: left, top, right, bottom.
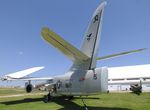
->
left=0, top=1, right=146, bottom=102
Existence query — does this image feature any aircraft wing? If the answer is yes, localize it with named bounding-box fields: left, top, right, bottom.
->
left=4, top=77, right=53, bottom=81
left=1, top=66, right=44, bottom=81
left=96, top=48, right=146, bottom=61
left=41, top=27, right=90, bottom=64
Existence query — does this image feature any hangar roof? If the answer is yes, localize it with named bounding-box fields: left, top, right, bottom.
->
left=108, top=64, right=150, bottom=79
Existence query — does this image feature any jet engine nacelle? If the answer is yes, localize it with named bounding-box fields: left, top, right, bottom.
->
left=25, top=82, right=33, bottom=93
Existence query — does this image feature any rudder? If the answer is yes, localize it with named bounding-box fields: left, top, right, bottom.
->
left=80, top=2, right=106, bottom=70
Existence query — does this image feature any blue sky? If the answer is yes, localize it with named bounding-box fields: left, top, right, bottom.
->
left=0, top=0, right=150, bottom=85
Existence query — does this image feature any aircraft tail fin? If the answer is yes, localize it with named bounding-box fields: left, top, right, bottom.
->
left=80, top=1, right=107, bottom=69
left=41, top=2, right=107, bottom=70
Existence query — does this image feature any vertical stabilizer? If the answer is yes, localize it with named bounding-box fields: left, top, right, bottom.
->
left=81, top=2, right=106, bottom=70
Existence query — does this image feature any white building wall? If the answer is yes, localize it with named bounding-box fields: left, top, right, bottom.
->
left=108, top=64, right=150, bottom=92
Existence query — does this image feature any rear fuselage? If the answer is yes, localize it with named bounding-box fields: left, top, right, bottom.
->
left=52, top=67, right=108, bottom=96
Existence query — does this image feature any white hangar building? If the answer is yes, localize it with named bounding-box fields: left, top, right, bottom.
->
left=108, top=64, right=150, bottom=92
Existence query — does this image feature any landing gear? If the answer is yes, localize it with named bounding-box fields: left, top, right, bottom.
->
left=44, top=92, right=52, bottom=103
left=81, top=98, right=88, bottom=110
left=68, top=96, right=74, bottom=100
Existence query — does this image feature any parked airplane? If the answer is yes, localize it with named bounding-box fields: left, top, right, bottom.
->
left=0, top=1, right=146, bottom=101
left=130, top=80, right=142, bottom=95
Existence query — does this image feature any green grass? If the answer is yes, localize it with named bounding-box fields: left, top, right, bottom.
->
left=0, top=88, right=44, bottom=96
left=0, top=88, right=25, bottom=96
left=0, top=88, right=150, bottom=110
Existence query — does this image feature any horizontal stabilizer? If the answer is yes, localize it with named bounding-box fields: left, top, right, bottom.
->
left=1, top=67, right=44, bottom=80
left=4, top=77, right=53, bottom=81
left=41, top=27, right=90, bottom=63
left=97, top=48, right=147, bottom=61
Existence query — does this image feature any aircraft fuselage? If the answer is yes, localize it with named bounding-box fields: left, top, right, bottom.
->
left=51, top=67, right=108, bottom=96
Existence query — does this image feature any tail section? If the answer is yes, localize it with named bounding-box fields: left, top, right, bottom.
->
left=81, top=1, right=107, bottom=69
left=41, top=2, right=146, bottom=72
left=41, top=2, right=107, bottom=71
left=41, top=27, right=90, bottom=64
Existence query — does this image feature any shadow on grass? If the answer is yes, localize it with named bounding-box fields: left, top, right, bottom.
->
left=75, top=97, right=100, bottom=100
left=0, top=98, right=43, bottom=105
left=53, top=98, right=132, bottom=110
left=1, top=97, right=132, bottom=110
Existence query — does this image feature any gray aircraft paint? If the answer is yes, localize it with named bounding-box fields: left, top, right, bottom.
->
left=81, top=2, right=106, bottom=70
left=1, top=2, right=108, bottom=96
left=54, top=67, right=108, bottom=96
left=1, top=1, right=147, bottom=96
left=52, top=2, right=108, bottom=96
left=70, top=2, right=106, bottom=71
